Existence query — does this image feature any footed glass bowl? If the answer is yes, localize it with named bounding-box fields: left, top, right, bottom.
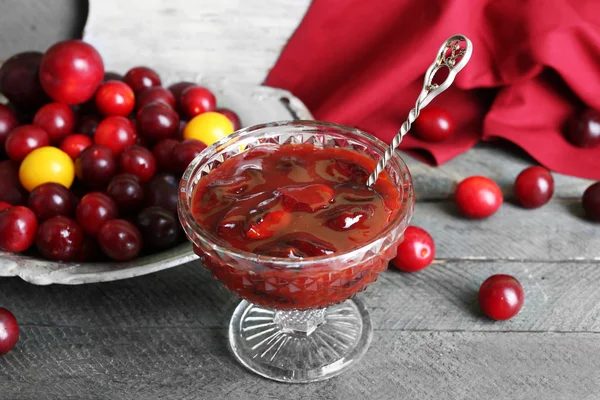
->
left=178, top=120, right=414, bottom=382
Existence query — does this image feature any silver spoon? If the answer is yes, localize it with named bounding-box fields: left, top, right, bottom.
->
left=366, top=34, right=473, bottom=186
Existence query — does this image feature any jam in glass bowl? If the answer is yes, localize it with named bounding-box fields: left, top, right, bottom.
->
left=178, top=120, right=414, bottom=382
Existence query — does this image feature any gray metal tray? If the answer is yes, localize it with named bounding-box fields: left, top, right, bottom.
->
left=0, top=81, right=313, bottom=285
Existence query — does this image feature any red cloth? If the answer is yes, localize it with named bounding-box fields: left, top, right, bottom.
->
left=264, top=0, right=600, bottom=179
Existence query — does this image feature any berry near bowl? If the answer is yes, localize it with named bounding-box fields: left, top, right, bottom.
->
left=0, top=43, right=311, bottom=285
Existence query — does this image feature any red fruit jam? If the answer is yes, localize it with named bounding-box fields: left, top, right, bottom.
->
left=190, top=144, right=402, bottom=309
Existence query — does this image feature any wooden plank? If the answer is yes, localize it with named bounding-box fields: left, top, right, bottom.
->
left=3, top=258, right=600, bottom=334
left=0, top=326, right=597, bottom=399
left=0, top=0, right=86, bottom=61
left=412, top=200, right=600, bottom=261
left=405, top=143, right=595, bottom=200
left=84, top=0, right=311, bottom=85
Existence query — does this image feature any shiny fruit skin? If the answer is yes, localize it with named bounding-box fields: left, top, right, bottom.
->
left=76, top=192, right=118, bottom=237
left=33, top=102, right=75, bottom=143
left=39, top=40, right=104, bottom=105
left=136, top=87, right=175, bottom=110
left=106, top=173, right=144, bottom=213
left=94, top=116, right=137, bottom=155
left=0, top=308, right=19, bottom=355
left=0, top=160, right=28, bottom=205
left=123, top=67, right=161, bottom=94
left=566, top=109, right=600, bottom=148
left=455, top=176, right=503, bottom=219
left=97, top=219, right=143, bottom=261
left=75, top=144, right=117, bottom=188
left=414, top=107, right=455, bottom=142
left=172, top=139, right=207, bottom=174
left=582, top=182, right=600, bottom=222
left=0, top=51, right=47, bottom=109
left=35, top=216, right=84, bottom=261
left=0, top=206, right=38, bottom=252
left=135, top=206, right=180, bottom=250
left=478, top=274, right=524, bottom=320
left=514, top=166, right=554, bottom=209
left=215, top=108, right=241, bottom=131
left=119, top=145, right=156, bottom=182
left=183, top=112, right=233, bottom=146
left=136, top=102, right=179, bottom=141
left=168, top=81, right=195, bottom=113
left=179, top=86, right=216, bottom=118
left=60, top=134, right=93, bottom=160
left=95, top=80, right=135, bottom=117
left=145, top=173, right=179, bottom=215
left=391, top=226, right=435, bottom=272
left=0, top=104, right=19, bottom=149
left=28, top=182, right=74, bottom=220
left=0, top=202, right=11, bottom=212
left=152, top=138, right=179, bottom=173
left=5, top=125, right=50, bottom=162
left=19, top=146, right=75, bottom=191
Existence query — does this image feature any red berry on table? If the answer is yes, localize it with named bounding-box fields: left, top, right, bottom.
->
left=135, top=206, right=181, bottom=250
left=136, top=102, right=179, bottom=141
left=145, top=173, right=179, bottom=215
left=0, top=205, right=37, bottom=252
left=0, top=51, right=47, bottom=109
left=60, top=134, right=93, bottom=160
left=28, top=182, right=75, bottom=220
left=75, top=144, right=117, bottom=188
left=216, top=108, right=241, bottom=131
left=97, top=219, right=143, bottom=261
left=136, top=86, right=176, bottom=110
left=0, top=104, right=19, bottom=149
left=32, top=102, right=75, bottom=143
left=0, top=160, right=28, bottom=205
left=514, top=166, right=554, bottom=209
left=455, top=176, right=503, bottom=219
left=172, top=139, right=207, bottom=174
left=76, top=114, right=101, bottom=138
left=106, top=173, right=144, bottom=213
left=391, top=226, right=435, bottom=272
left=94, top=80, right=135, bottom=117
left=566, top=109, right=600, bottom=148
left=39, top=40, right=104, bottom=105
left=478, top=274, right=524, bottom=320
left=36, top=216, right=84, bottom=261
left=582, top=182, right=600, bottom=222
left=0, top=308, right=19, bottom=355
left=94, top=116, right=137, bottom=155
left=76, top=192, right=118, bottom=237
left=179, top=86, right=216, bottom=118
left=414, top=107, right=455, bottom=142
left=5, top=125, right=50, bottom=162
left=119, top=145, right=156, bottom=182
left=152, top=138, right=179, bottom=173
left=0, top=202, right=11, bottom=212
left=123, top=66, right=161, bottom=94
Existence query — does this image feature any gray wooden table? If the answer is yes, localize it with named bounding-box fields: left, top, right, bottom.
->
left=1, top=2, right=600, bottom=399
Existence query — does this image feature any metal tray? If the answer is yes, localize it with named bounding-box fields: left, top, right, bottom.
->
left=0, top=81, right=313, bottom=285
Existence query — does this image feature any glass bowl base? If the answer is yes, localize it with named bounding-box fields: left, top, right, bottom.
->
left=228, top=297, right=373, bottom=383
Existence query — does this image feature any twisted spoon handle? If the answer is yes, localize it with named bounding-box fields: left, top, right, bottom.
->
left=366, top=34, right=473, bottom=187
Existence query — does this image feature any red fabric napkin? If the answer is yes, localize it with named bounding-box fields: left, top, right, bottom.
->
left=264, top=0, right=600, bottom=180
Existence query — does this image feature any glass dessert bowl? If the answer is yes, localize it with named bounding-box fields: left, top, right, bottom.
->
left=178, top=120, right=414, bottom=383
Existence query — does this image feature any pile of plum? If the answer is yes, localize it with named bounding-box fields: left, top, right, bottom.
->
left=0, top=40, right=240, bottom=262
